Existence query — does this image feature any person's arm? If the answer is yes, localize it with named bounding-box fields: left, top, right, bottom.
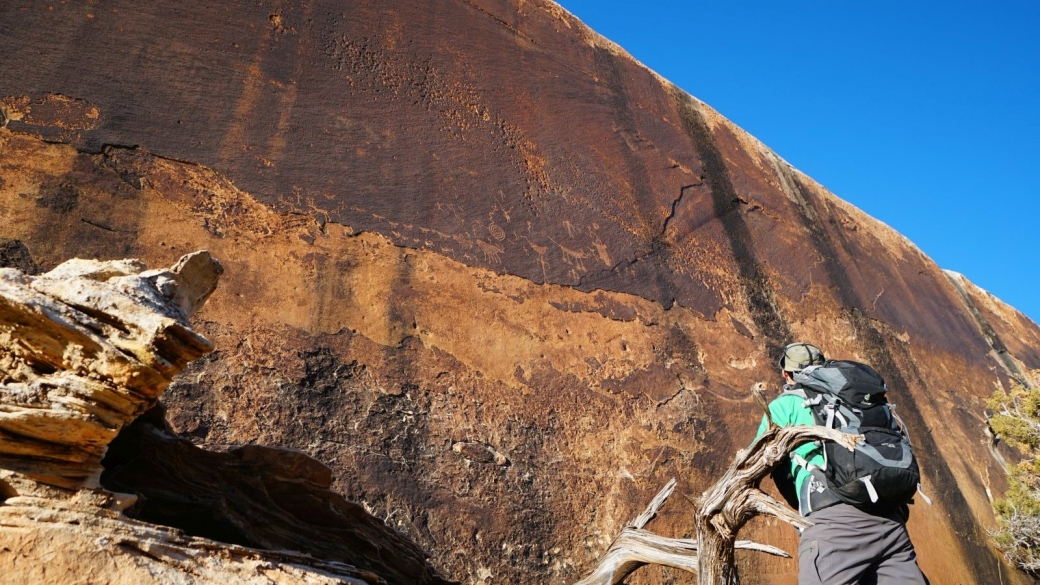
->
left=754, top=393, right=809, bottom=436
left=753, top=393, right=821, bottom=462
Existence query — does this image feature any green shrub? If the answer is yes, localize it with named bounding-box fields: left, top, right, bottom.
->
left=989, top=372, right=1040, bottom=575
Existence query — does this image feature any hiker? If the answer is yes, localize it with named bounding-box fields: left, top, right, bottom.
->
left=757, top=342, right=930, bottom=585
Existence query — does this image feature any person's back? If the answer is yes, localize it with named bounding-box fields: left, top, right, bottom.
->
left=757, top=342, right=930, bottom=585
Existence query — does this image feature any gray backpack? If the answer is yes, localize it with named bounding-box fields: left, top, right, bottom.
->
left=786, top=360, right=922, bottom=513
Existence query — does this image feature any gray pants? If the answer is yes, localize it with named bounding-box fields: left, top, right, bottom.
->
left=798, top=504, right=929, bottom=585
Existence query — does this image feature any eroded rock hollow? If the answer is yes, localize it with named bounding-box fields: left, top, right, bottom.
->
left=2, top=0, right=1039, bottom=583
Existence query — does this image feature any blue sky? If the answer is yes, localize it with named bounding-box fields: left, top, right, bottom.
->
left=555, top=1, right=1040, bottom=325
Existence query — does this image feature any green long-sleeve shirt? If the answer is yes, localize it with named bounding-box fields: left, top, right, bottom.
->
left=755, top=391, right=825, bottom=498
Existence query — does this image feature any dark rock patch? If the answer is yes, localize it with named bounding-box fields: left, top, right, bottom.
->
left=0, top=240, right=40, bottom=274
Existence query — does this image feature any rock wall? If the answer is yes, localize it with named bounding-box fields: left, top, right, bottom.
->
left=1, top=1, right=1038, bottom=583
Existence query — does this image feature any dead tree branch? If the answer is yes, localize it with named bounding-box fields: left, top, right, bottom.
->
left=576, top=385, right=862, bottom=584
left=694, top=424, right=859, bottom=584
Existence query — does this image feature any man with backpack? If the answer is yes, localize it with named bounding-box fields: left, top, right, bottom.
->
left=757, top=342, right=930, bottom=585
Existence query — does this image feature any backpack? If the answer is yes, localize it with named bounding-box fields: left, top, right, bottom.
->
left=786, top=360, right=921, bottom=512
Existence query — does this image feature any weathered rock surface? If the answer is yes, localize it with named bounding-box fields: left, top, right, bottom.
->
left=1, top=1, right=1038, bottom=583
left=0, top=250, right=221, bottom=488
left=0, top=478, right=375, bottom=585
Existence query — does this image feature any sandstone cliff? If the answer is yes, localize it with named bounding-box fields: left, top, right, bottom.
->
left=1, top=1, right=1038, bottom=583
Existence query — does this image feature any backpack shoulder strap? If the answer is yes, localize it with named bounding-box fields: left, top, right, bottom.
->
left=779, top=386, right=807, bottom=400
left=780, top=384, right=830, bottom=409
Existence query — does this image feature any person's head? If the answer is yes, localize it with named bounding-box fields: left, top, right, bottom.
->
left=778, top=342, right=825, bottom=382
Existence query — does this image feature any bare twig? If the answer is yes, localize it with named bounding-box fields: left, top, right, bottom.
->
left=629, top=478, right=676, bottom=529
left=752, top=382, right=773, bottom=428
left=573, top=525, right=791, bottom=585
left=573, top=527, right=699, bottom=585
left=694, top=423, right=858, bottom=584
left=747, top=489, right=812, bottom=531
left=734, top=540, right=790, bottom=557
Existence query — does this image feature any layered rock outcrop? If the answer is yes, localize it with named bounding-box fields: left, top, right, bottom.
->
left=1, top=1, right=1039, bottom=583
left=0, top=251, right=220, bottom=488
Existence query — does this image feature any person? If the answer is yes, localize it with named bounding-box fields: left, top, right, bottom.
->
left=756, top=342, right=929, bottom=585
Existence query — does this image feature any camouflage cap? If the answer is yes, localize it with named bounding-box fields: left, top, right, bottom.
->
left=778, top=342, right=825, bottom=372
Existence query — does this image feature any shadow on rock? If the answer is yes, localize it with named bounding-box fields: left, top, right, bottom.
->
left=101, top=404, right=456, bottom=585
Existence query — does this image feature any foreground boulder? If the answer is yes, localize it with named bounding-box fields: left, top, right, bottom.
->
left=0, top=475, right=377, bottom=585
left=0, top=251, right=221, bottom=488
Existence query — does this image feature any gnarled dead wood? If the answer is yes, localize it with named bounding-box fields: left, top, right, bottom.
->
left=573, top=525, right=790, bottom=585
left=576, top=385, right=862, bottom=584
left=694, top=424, right=859, bottom=584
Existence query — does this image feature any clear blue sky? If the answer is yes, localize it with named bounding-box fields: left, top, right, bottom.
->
left=555, top=1, right=1040, bottom=325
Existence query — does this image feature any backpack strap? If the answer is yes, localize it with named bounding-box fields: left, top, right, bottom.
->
left=780, top=385, right=826, bottom=410
left=917, top=484, right=934, bottom=506
left=790, top=452, right=820, bottom=471
left=822, top=403, right=851, bottom=428
left=800, top=468, right=842, bottom=516
left=889, top=403, right=912, bottom=444
left=884, top=403, right=934, bottom=505
left=860, top=475, right=880, bottom=503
